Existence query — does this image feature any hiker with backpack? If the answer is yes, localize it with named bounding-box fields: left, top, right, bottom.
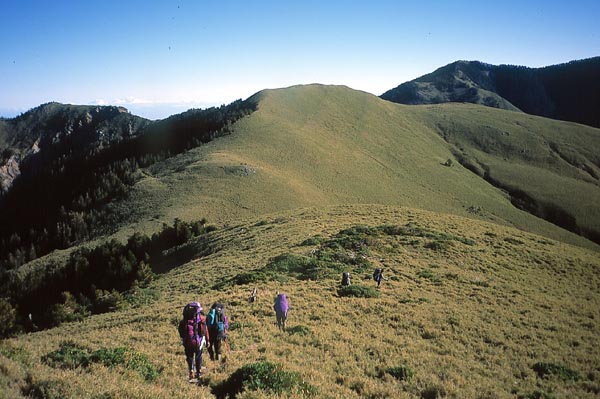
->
left=341, top=271, right=351, bottom=286
left=248, top=287, right=258, bottom=303
left=206, top=302, right=229, bottom=361
left=373, top=268, right=388, bottom=288
left=273, top=293, right=289, bottom=331
left=178, top=301, right=210, bottom=382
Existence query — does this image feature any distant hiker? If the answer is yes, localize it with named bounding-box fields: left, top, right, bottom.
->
left=273, top=293, right=289, bottom=331
left=207, top=302, right=229, bottom=361
left=178, top=301, right=210, bottom=382
left=248, top=287, right=258, bottom=303
left=373, top=268, right=388, bottom=288
left=341, top=271, right=351, bottom=286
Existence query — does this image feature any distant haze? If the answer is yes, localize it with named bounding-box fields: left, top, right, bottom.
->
left=1, top=1, right=598, bottom=119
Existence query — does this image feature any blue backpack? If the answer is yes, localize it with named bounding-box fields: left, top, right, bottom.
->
left=208, top=303, right=228, bottom=338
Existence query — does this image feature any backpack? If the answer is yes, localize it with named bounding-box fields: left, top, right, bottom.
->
left=373, top=268, right=382, bottom=282
left=178, top=302, right=206, bottom=349
left=208, top=303, right=229, bottom=338
left=341, top=272, right=351, bottom=286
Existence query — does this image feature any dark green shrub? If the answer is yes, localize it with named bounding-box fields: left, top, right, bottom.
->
left=532, top=362, right=580, bottom=381
left=124, top=286, right=160, bottom=307
left=265, top=253, right=310, bottom=275
left=237, top=271, right=271, bottom=284
left=417, top=269, right=442, bottom=284
left=287, top=325, right=311, bottom=336
left=0, top=299, right=17, bottom=337
left=42, top=341, right=90, bottom=369
left=91, top=347, right=161, bottom=381
left=211, top=361, right=316, bottom=399
left=424, top=240, right=450, bottom=251
left=43, top=342, right=161, bottom=381
left=93, top=289, right=124, bottom=313
left=265, top=253, right=344, bottom=281
left=517, top=390, right=557, bottom=399
left=299, top=235, right=324, bottom=246
left=421, top=385, right=447, bottom=399
left=0, top=345, right=30, bottom=367
left=337, top=285, right=380, bottom=298
left=385, top=365, right=414, bottom=381
left=23, top=377, right=68, bottom=399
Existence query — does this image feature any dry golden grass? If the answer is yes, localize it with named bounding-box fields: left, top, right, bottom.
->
left=2, top=205, right=598, bottom=398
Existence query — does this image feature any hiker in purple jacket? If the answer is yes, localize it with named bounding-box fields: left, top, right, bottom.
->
left=273, top=293, right=289, bottom=331
left=178, top=302, right=210, bottom=382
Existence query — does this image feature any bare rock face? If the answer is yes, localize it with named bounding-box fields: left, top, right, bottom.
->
left=0, top=103, right=149, bottom=194
left=0, top=155, right=20, bottom=192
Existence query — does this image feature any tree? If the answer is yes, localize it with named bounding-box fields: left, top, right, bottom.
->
left=0, top=299, right=16, bottom=337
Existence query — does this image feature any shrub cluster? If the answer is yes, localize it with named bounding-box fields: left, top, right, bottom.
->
left=383, top=364, right=414, bottom=381
left=43, top=341, right=161, bottom=382
left=337, top=285, right=380, bottom=298
left=220, top=223, right=474, bottom=290
left=532, top=362, right=580, bottom=381
left=211, top=361, right=316, bottom=399
left=1, top=218, right=213, bottom=336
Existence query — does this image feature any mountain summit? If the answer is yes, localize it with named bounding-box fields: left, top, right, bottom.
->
left=381, top=57, right=600, bottom=128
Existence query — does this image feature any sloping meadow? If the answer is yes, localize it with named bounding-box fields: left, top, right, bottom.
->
left=1, top=205, right=599, bottom=398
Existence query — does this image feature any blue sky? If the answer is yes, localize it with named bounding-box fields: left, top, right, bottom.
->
left=1, top=0, right=598, bottom=119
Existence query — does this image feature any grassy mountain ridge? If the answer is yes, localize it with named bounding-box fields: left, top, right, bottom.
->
left=381, top=57, right=600, bottom=128
left=1, top=204, right=598, bottom=398
left=118, top=84, right=599, bottom=250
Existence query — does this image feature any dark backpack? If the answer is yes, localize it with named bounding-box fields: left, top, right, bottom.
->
left=178, top=302, right=205, bottom=349
left=341, top=272, right=350, bottom=286
left=373, top=268, right=382, bottom=282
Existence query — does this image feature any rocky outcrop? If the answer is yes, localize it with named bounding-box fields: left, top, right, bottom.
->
left=0, top=103, right=149, bottom=193
left=0, top=154, right=20, bottom=192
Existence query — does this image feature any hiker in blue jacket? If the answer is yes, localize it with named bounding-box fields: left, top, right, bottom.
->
left=206, top=302, right=229, bottom=361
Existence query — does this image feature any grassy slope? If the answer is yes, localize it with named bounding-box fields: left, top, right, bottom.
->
left=412, top=103, right=600, bottom=240
left=1, top=205, right=598, bottom=398
left=123, top=84, right=595, bottom=249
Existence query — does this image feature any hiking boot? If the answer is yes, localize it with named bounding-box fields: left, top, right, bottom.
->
left=188, top=370, right=195, bottom=381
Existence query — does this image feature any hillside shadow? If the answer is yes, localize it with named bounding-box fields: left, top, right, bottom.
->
left=152, top=237, right=220, bottom=274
